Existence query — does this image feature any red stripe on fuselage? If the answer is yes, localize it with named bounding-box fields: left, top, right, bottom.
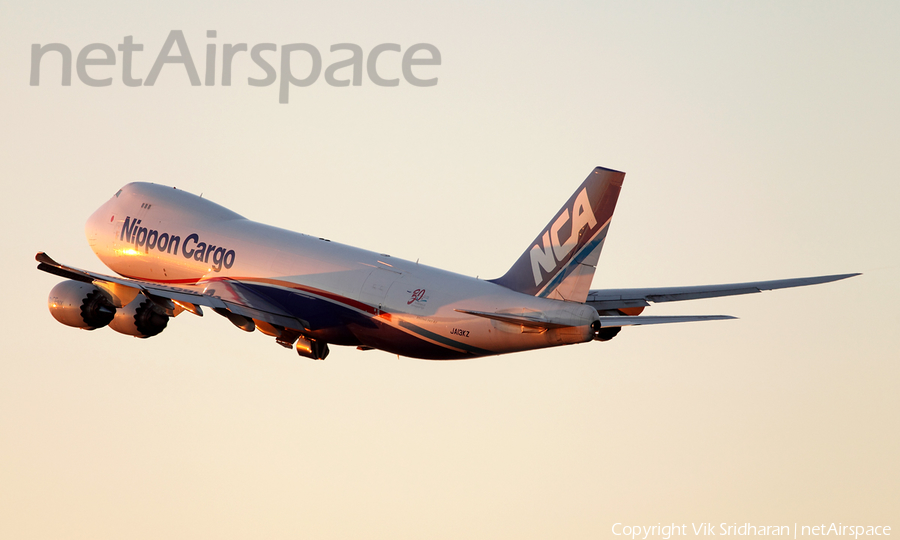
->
left=119, top=273, right=477, bottom=359
left=119, top=272, right=383, bottom=316
left=118, top=275, right=204, bottom=285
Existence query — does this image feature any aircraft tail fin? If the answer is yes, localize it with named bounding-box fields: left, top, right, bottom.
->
left=489, top=166, right=624, bottom=302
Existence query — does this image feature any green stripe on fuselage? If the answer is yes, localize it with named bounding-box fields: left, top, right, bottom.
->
left=398, top=320, right=495, bottom=357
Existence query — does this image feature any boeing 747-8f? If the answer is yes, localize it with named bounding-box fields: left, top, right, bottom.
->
left=37, top=167, right=858, bottom=360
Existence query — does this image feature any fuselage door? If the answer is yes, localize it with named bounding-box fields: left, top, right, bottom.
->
left=359, top=267, right=402, bottom=313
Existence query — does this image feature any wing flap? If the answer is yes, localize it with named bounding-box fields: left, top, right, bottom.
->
left=222, top=300, right=309, bottom=329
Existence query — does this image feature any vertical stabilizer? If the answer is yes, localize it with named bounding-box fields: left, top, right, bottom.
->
left=489, top=167, right=624, bottom=302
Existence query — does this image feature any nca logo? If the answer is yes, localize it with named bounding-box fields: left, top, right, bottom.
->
left=528, top=187, right=597, bottom=286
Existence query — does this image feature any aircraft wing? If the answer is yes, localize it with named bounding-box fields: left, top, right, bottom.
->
left=35, top=252, right=307, bottom=330
left=586, top=273, right=860, bottom=311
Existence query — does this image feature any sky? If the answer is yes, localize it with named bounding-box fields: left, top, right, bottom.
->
left=1, top=2, right=897, bottom=539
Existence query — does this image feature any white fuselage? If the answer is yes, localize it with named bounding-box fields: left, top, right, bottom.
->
left=85, top=183, right=597, bottom=359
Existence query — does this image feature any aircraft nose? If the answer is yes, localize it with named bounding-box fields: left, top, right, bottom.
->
left=84, top=203, right=113, bottom=250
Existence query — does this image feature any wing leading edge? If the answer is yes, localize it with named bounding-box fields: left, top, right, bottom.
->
left=36, top=252, right=307, bottom=330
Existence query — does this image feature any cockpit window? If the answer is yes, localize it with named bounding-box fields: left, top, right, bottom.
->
left=115, top=189, right=122, bottom=198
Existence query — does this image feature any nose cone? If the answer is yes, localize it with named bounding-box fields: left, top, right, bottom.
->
left=85, top=197, right=116, bottom=255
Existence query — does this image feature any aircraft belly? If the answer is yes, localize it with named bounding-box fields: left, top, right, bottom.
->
left=235, top=281, right=373, bottom=330
left=349, top=320, right=474, bottom=360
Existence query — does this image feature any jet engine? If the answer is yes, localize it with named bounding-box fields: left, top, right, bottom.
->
left=108, top=293, right=170, bottom=338
left=48, top=280, right=116, bottom=330
left=591, top=320, right=622, bottom=342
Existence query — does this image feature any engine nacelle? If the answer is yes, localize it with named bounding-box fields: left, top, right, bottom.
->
left=591, top=320, right=622, bottom=342
left=48, top=280, right=116, bottom=330
left=108, top=294, right=170, bottom=338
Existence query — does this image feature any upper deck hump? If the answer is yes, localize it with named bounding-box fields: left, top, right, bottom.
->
left=120, top=182, right=245, bottom=222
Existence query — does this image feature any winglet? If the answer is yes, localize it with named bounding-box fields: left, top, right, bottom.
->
left=35, top=251, right=94, bottom=284
left=36, top=251, right=58, bottom=265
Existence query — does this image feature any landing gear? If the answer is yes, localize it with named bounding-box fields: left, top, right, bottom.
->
left=252, top=320, right=330, bottom=360
left=295, top=336, right=330, bottom=360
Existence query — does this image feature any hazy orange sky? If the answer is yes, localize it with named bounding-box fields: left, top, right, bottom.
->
left=1, top=2, right=897, bottom=539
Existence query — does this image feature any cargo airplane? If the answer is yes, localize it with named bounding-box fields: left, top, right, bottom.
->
left=37, top=167, right=858, bottom=360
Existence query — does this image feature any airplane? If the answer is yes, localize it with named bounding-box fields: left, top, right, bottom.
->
left=36, top=167, right=858, bottom=360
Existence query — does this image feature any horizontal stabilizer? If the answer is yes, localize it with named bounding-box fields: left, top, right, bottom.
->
left=596, top=315, right=736, bottom=327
